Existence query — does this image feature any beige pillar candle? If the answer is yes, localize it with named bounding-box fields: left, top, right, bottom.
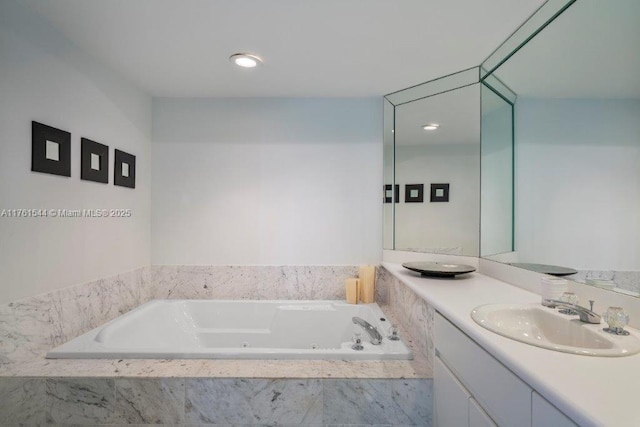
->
left=359, top=265, right=376, bottom=303
left=345, top=278, right=360, bottom=304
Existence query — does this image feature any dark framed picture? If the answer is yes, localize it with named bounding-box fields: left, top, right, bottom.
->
left=81, top=138, right=109, bottom=184
left=384, top=184, right=400, bottom=203
left=430, top=183, right=450, bottom=202
left=405, top=184, right=424, bottom=203
left=31, top=121, right=71, bottom=177
left=114, top=149, right=136, bottom=189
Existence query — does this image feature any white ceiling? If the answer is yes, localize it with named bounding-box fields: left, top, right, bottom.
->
left=21, top=0, right=544, bottom=98
left=396, top=85, right=479, bottom=146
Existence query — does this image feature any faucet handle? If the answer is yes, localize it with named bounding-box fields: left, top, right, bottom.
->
left=351, top=333, right=364, bottom=350
left=603, top=307, right=630, bottom=336
left=388, top=325, right=400, bottom=341
left=589, top=300, right=595, bottom=312
left=558, top=292, right=579, bottom=315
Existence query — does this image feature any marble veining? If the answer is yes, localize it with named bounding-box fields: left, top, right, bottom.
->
left=0, top=267, right=151, bottom=366
left=152, top=265, right=361, bottom=300
left=1, top=376, right=431, bottom=426
left=385, top=273, right=435, bottom=371
left=0, top=293, right=61, bottom=365
left=45, top=378, right=115, bottom=425
left=185, top=378, right=323, bottom=425
left=114, top=378, right=185, bottom=424
left=0, top=377, right=46, bottom=425
left=323, top=379, right=432, bottom=426
left=375, top=267, right=392, bottom=305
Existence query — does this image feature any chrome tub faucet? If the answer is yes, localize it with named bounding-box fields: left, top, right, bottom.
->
left=352, top=316, right=383, bottom=345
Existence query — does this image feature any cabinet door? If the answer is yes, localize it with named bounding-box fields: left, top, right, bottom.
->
left=470, top=397, right=497, bottom=427
left=435, top=313, right=532, bottom=426
left=435, top=356, right=470, bottom=427
left=532, top=391, right=577, bottom=427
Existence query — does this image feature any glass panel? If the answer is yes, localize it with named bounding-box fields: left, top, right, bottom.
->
left=394, top=84, right=481, bottom=256
left=482, top=74, right=516, bottom=104
left=385, top=67, right=479, bottom=106
left=383, top=98, right=395, bottom=249
left=480, top=0, right=576, bottom=79
left=482, top=0, right=640, bottom=296
left=480, top=83, right=514, bottom=257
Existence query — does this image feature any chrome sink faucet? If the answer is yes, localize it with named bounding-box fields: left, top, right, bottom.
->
left=548, top=299, right=601, bottom=324
left=352, top=317, right=383, bottom=345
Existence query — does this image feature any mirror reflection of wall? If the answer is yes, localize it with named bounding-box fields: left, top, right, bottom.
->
left=392, top=84, right=480, bottom=256
left=480, top=82, right=514, bottom=257
left=483, top=0, right=640, bottom=295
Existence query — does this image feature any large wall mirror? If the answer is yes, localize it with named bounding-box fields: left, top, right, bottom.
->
left=384, top=69, right=482, bottom=257
left=481, top=0, right=640, bottom=296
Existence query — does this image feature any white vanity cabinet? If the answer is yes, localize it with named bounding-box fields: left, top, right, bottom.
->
left=469, top=397, right=497, bottom=427
left=434, top=312, right=577, bottom=427
left=435, top=356, right=497, bottom=427
left=532, top=391, right=576, bottom=427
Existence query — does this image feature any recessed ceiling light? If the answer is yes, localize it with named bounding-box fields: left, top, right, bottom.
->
left=422, top=123, right=440, bottom=131
left=229, top=53, right=262, bottom=68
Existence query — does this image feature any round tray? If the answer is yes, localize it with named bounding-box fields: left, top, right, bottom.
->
left=402, top=261, right=476, bottom=278
left=508, top=263, right=577, bottom=276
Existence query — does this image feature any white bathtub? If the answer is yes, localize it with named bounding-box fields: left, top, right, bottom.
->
left=46, top=300, right=413, bottom=360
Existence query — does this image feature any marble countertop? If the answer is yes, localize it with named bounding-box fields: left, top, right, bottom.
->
left=383, top=261, right=640, bottom=427
left=0, top=305, right=430, bottom=380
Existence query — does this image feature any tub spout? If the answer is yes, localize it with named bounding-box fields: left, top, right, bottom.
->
left=352, top=316, right=383, bottom=345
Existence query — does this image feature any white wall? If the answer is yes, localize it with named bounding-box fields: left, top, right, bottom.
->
left=152, top=98, right=382, bottom=265
left=0, top=1, right=152, bottom=304
left=394, top=143, right=480, bottom=255
left=516, top=98, right=640, bottom=270
left=481, top=87, right=513, bottom=257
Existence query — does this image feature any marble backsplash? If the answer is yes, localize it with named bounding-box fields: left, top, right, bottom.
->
left=152, top=265, right=389, bottom=302
left=567, top=269, right=640, bottom=296
left=0, top=267, right=152, bottom=366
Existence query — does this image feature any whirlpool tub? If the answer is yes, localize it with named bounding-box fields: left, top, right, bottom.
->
left=46, top=300, right=413, bottom=360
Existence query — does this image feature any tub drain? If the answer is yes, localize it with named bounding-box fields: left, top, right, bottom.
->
left=242, top=342, right=250, bottom=348
left=310, top=343, right=318, bottom=349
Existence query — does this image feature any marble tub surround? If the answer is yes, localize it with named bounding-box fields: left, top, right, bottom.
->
left=382, top=272, right=435, bottom=372
left=0, top=266, right=152, bottom=366
left=1, top=265, right=386, bottom=368
left=0, top=376, right=432, bottom=426
left=1, top=263, right=430, bottom=380
left=0, top=300, right=430, bottom=379
left=151, top=264, right=387, bottom=300
left=0, top=264, right=433, bottom=425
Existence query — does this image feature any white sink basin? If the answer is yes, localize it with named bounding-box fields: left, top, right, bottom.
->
left=471, top=304, right=640, bottom=357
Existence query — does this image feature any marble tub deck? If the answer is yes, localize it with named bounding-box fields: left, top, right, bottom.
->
left=0, top=306, right=431, bottom=380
